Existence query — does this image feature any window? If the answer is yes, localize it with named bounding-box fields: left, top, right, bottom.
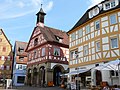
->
left=34, top=51, right=37, bottom=58
left=86, top=25, right=90, bottom=34
left=96, top=41, right=100, bottom=52
left=19, top=57, right=24, bottom=61
left=34, top=38, right=38, bottom=46
left=78, top=29, right=83, bottom=38
left=94, top=7, right=99, bottom=16
left=1, top=56, right=4, bottom=60
left=71, top=33, right=76, bottom=41
left=89, top=10, right=93, bottom=18
left=95, top=20, right=100, bottom=30
left=105, top=3, right=110, bottom=9
left=111, top=37, right=118, bottom=48
left=111, top=0, right=115, bottom=7
left=17, top=76, right=25, bottom=83
left=23, top=65, right=26, bottom=70
left=41, top=48, right=45, bottom=56
left=18, top=47, right=24, bottom=52
left=110, top=70, right=118, bottom=76
left=6, top=66, right=10, bottom=70
left=18, top=65, right=22, bottom=70
left=70, top=50, right=78, bottom=59
left=0, top=65, right=4, bottom=70
left=7, top=56, right=10, bottom=60
left=2, top=47, right=6, bottom=52
left=104, top=0, right=116, bottom=10
left=55, top=36, right=63, bottom=43
left=110, top=14, right=117, bottom=25
left=54, top=48, right=60, bottom=56
left=84, top=45, right=88, bottom=56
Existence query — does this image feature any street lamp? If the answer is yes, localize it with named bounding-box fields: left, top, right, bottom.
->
left=76, top=54, right=80, bottom=90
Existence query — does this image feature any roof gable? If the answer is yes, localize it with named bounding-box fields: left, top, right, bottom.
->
left=0, top=29, right=12, bottom=47
left=26, top=26, right=69, bottom=51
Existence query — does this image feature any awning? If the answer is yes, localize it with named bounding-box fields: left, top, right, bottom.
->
left=60, top=69, right=90, bottom=76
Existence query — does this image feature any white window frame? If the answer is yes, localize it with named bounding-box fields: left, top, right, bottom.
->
left=86, top=25, right=90, bottom=34
left=84, top=45, right=89, bottom=56
left=78, top=29, right=83, bottom=38
left=71, top=33, right=76, bottom=41
left=95, top=20, right=100, bottom=30
left=1, top=65, right=4, bottom=70
left=110, top=37, right=118, bottom=49
left=6, top=66, right=10, bottom=70
left=54, top=48, right=60, bottom=56
left=96, top=41, right=100, bottom=52
left=104, top=0, right=118, bottom=10
left=1, top=56, right=4, bottom=60
left=41, top=48, right=45, bottom=56
left=110, top=14, right=117, bottom=25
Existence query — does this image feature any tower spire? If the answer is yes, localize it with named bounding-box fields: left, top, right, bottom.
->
left=36, top=4, right=46, bottom=26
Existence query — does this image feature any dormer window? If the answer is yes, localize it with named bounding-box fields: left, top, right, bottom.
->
left=34, top=38, right=38, bottom=46
left=89, top=7, right=99, bottom=18
left=55, top=36, right=63, bottom=43
left=104, top=0, right=118, bottom=10
left=18, top=47, right=24, bottom=52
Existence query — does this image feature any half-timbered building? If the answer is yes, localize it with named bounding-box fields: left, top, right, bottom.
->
left=0, top=29, right=13, bottom=85
left=25, top=7, right=69, bottom=86
left=68, top=0, right=120, bottom=87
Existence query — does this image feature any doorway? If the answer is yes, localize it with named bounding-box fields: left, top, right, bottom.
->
left=96, top=70, right=102, bottom=85
left=53, top=66, right=62, bottom=86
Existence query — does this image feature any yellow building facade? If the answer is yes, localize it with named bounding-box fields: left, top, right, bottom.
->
left=68, top=0, right=120, bottom=87
left=0, top=29, right=13, bottom=81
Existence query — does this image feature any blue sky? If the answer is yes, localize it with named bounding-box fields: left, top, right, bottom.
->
left=0, top=0, right=104, bottom=46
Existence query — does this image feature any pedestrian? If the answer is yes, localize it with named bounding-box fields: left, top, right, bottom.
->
left=103, top=83, right=110, bottom=90
left=71, top=79, right=76, bottom=90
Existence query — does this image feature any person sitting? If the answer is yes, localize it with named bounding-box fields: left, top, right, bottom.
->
left=113, top=85, right=120, bottom=90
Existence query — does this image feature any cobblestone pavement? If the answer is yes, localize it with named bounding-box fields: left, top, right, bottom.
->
left=0, top=86, right=90, bottom=90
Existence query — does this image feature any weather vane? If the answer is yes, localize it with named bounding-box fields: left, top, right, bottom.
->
left=41, top=4, right=43, bottom=8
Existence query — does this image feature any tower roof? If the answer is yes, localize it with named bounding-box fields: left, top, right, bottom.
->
left=36, top=7, right=46, bottom=15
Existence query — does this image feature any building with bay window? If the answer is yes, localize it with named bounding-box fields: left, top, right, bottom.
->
left=12, top=41, right=28, bottom=86
left=68, top=0, right=120, bottom=87
left=25, top=7, right=69, bottom=86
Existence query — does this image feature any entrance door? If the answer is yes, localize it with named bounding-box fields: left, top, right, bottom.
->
left=53, top=66, right=61, bottom=86
left=96, top=70, right=102, bottom=85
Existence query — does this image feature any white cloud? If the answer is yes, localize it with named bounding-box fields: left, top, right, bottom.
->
left=88, top=0, right=104, bottom=8
left=44, top=1, right=53, bottom=12
left=0, top=0, right=53, bottom=20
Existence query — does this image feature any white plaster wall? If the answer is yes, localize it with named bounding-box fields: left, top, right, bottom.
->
left=102, top=21, right=108, bottom=27
left=103, top=44, right=109, bottom=51
left=101, top=70, right=111, bottom=85
left=101, top=16, right=108, bottom=22
left=102, top=37, right=108, bottom=44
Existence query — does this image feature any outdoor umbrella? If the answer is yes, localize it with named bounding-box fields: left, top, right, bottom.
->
left=94, top=59, right=120, bottom=85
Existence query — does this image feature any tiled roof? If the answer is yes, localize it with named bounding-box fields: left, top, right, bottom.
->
left=15, top=41, right=28, bottom=56
left=38, top=26, right=69, bottom=45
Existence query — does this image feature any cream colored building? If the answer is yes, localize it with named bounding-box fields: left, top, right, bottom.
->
left=68, top=0, right=120, bottom=86
left=0, top=29, right=13, bottom=82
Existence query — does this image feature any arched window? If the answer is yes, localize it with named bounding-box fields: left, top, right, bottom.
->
left=34, top=38, right=38, bottom=46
